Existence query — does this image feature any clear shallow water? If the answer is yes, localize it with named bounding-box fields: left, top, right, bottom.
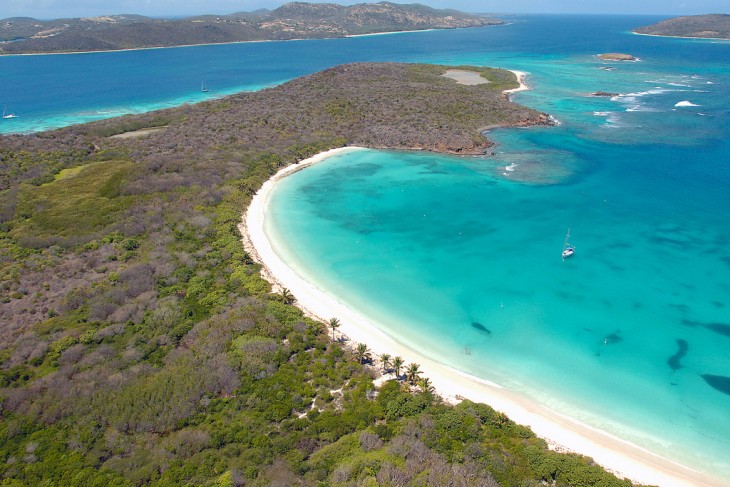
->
left=3, top=14, right=730, bottom=480
left=264, top=17, right=730, bottom=480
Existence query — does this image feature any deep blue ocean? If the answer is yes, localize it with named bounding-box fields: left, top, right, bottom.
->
left=2, top=15, right=729, bottom=481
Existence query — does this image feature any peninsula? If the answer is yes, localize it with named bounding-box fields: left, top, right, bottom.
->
left=634, top=14, right=730, bottom=40
left=0, top=1, right=502, bottom=54
left=0, top=63, right=634, bottom=487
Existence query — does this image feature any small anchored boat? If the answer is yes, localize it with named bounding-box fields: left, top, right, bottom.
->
left=562, top=228, right=575, bottom=260
left=2, top=106, right=18, bottom=119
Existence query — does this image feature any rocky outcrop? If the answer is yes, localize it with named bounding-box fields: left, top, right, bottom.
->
left=598, top=53, right=636, bottom=61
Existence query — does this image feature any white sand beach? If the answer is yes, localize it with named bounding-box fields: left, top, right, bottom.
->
left=239, top=77, right=725, bottom=487
left=504, top=70, right=530, bottom=96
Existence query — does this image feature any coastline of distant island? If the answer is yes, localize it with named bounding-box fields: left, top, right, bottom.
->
left=0, top=2, right=502, bottom=55
left=633, top=14, right=730, bottom=40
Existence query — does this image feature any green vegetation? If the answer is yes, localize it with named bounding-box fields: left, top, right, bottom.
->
left=634, top=14, right=730, bottom=40
left=12, top=160, right=137, bottom=246
left=0, top=63, right=636, bottom=485
left=0, top=2, right=503, bottom=55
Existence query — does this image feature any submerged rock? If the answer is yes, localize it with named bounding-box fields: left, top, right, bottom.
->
left=598, top=53, right=636, bottom=61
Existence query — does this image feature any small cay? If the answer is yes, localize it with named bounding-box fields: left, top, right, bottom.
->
left=598, top=53, right=636, bottom=61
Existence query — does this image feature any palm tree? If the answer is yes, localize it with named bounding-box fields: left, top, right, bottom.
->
left=280, top=288, right=296, bottom=305
left=419, top=377, right=434, bottom=395
left=355, top=343, right=369, bottom=364
left=306, top=321, right=322, bottom=340
left=380, top=353, right=391, bottom=373
left=406, top=363, right=421, bottom=385
left=328, top=318, right=341, bottom=342
left=392, top=356, right=404, bottom=379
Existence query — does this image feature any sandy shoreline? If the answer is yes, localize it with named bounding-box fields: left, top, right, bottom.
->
left=4, top=27, right=443, bottom=57
left=632, top=31, right=730, bottom=42
left=239, top=76, right=724, bottom=487
left=504, top=69, right=530, bottom=97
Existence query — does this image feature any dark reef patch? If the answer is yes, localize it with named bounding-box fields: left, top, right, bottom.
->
left=603, top=329, right=622, bottom=344
left=682, top=319, right=730, bottom=338
left=704, top=323, right=730, bottom=338
left=702, top=374, right=730, bottom=396
left=595, top=329, right=622, bottom=356
left=667, top=339, right=688, bottom=371
left=471, top=322, right=492, bottom=336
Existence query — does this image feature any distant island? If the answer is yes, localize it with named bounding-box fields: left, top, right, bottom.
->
left=0, top=1, right=502, bottom=54
left=634, top=14, right=730, bottom=40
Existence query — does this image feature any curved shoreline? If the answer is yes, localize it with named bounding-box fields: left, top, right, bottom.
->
left=238, top=73, right=724, bottom=487
left=240, top=150, right=723, bottom=487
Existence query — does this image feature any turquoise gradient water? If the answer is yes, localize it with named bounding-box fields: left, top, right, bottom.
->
left=264, top=18, right=730, bottom=481
left=2, top=14, right=729, bottom=480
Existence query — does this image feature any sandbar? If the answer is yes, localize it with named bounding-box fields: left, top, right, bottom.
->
left=239, top=80, right=724, bottom=487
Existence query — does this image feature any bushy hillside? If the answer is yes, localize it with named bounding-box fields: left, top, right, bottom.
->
left=0, top=2, right=502, bottom=54
left=0, top=63, right=633, bottom=486
left=634, top=14, right=730, bottom=39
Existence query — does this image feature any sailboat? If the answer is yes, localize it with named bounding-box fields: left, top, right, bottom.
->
left=2, top=106, right=18, bottom=119
left=561, top=228, right=575, bottom=260
left=201, top=81, right=210, bottom=93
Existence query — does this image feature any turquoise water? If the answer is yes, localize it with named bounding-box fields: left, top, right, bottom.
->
left=264, top=18, right=730, bottom=481
left=3, top=14, right=730, bottom=480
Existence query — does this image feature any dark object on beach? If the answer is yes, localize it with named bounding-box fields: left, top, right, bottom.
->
left=701, top=374, right=730, bottom=396
left=667, top=339, right=688, bottom=371
left=471, top=322, right=492, bottom=335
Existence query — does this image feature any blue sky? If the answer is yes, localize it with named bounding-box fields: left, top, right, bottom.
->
left=1, top=0, right=728, bottom=20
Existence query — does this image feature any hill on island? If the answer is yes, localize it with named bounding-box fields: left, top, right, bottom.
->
left=0, top=1, right=502, bottom=54
left=634, top=14, right=730, bottom=39
left=0, top=62, right=632, bottom=486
